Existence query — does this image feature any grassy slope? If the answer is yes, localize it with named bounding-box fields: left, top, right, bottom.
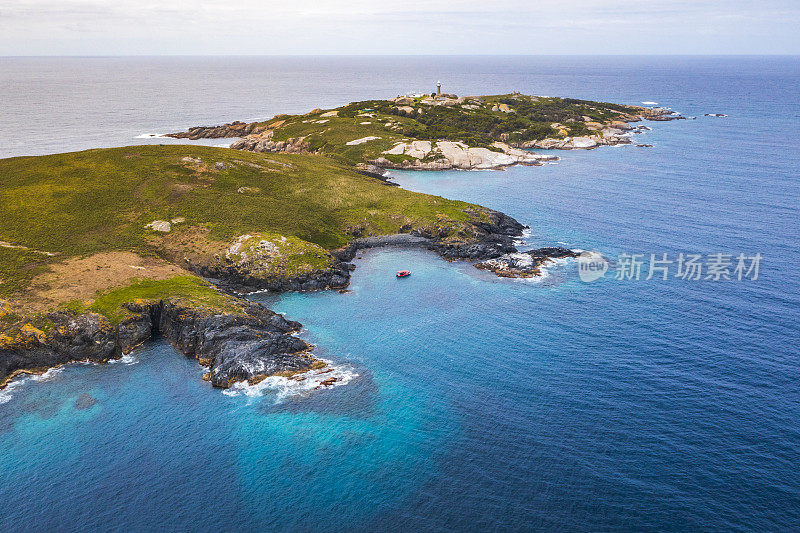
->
left=0, top=145, right=478, bottom=306
left=68, top=276, right=241, bottom=326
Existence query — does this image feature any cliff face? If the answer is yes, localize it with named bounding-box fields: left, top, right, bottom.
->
left=0, top=298, right=316, bottom=389
left=0, top=205, right=524, bottom=389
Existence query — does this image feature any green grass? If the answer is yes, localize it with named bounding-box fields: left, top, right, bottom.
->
left=0, top=246, right=51, bottom=298
left=71, top=275, right=239, bottom=325
left=0, top=145, right=481, bottom=300
left=0, top=145, right=475, bottom=251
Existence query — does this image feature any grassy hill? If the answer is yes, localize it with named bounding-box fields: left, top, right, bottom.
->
left=203, top=93, right=650, bottom=166
left=0, top=144, right=489, bottom=322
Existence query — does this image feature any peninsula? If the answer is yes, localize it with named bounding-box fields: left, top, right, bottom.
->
left=168, top=91, right=681, bottom=171
left=0, top=92, right=682, bottom=392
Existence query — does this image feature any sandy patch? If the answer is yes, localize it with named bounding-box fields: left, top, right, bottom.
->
left=23, top=252, right=189, bottom=311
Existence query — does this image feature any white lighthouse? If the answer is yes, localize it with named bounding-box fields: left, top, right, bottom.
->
left=436, top=81, right=441, bottom=96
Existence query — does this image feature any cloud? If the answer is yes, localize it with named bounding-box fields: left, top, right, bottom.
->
left=1, top=0, right=799, bottom=54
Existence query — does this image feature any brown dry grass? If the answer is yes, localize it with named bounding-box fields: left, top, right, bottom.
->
left=22, top=251, right=189, bottom=311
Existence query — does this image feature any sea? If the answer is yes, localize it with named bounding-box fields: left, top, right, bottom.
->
left=0, top=56, right=798, bottom=531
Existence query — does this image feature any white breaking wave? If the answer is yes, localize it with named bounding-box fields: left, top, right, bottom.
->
left=641, top=101, right=659, bottom=105
left=30, top=367, right=64, bottom=381
left=222, top=359, right=358, bottom=404
left=0, top=367, right=64, bottom=404
left=515, top=255, right=575, bottom=284
left=513, top=227, right=534, bottom=246
left=0, top=379, right=23, bottom=404
left=108, top=353, right=138, bottom=365
left=538, top=255, right=574, bottom=279
left=135, top=133, right=165, bottom=139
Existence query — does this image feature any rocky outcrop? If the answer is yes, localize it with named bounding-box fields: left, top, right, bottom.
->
left=475, top=247, right=578, bottom=278
left=0, top=298, right=316, bottom=389
left=0, top=313, right=128, bottom=388
left=174, top=233, right=352, bottom=294
left=334, top=208, right=524, bottom=264
left=642, top=108, right=686, bottom=121
left=521, top=136, right=605, bottom=150
left=427, top=208, right=524, bottom=260
left=197, top=259, right=353, bottom=294
left=166, top=121, right=265, bottom=140
left=156, top=299, right=313, bottom=387
left=374, top=141, right=558, bottom=171
left=229, top=134, right=311, bottom=154
left=354, top=164, right=398, bottom=185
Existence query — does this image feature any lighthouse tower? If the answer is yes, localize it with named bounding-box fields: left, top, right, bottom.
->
left=436, top=81, right=441, bottom=96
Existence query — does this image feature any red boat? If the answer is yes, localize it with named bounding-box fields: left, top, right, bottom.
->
left=396, top=270, right=411, bottom=278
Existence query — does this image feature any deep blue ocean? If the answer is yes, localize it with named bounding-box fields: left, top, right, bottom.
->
left=1, top=56, right=799, bottom=531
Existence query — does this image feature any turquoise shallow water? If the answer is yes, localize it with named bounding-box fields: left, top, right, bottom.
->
left=1, top=56, right=799, bottom=531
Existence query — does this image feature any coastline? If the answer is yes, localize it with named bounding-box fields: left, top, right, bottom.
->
left=0, top=94, right=687, bottom=394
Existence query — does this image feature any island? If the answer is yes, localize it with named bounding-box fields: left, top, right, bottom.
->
left=168, top=91, right=681, bottom=171
left=0, top=92, right=683, bottom=392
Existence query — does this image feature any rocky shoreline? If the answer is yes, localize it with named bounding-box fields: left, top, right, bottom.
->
left=370, top=141, right=558, bottom=171
left=475, top=247, right=579, bottom=278
left=0, top=206, right=532, bottom=392
left=1, top=95, right=690, bottom=395
left=189, top=208, right=525, bottom=294
left=167, top=121, right=268, bottom=140
left=0, top=297, right=318, bottom=390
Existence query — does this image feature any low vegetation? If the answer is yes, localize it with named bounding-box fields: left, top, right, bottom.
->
left=242, top=93, right=644, bottom=165
left=66, top=275, right=240, bottom=326
left=0, top=145, right=484, bottom=320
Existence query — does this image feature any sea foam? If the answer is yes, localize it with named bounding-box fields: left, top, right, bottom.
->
left=108, top=353, right=138, bottom=365
left=0, top=367, right=64, bottom=404
left=222, top=359, right=358, bottom=403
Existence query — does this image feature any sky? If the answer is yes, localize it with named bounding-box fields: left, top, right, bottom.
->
left=1, top=0, right=799, bottom=56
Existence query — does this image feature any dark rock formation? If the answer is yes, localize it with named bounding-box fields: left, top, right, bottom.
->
left=334, top=209, right=524, bottom=267
left=428, top=208, right=524, bottom=260
left=166, top=121, right=263, bottom=140
left=355, top=164, right=399, bottom=186
left=475, top=246, right=578, bottom=278
left=195, top=260, right=354, bottom=294
left=156, top=300, right=313, bottom=387
left=0, top=313, right=125, bottom=389
left=0, top=299, right=315, bottom=390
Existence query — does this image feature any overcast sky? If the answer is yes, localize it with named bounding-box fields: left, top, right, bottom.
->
left=1, top=0, right=799, bottom=55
